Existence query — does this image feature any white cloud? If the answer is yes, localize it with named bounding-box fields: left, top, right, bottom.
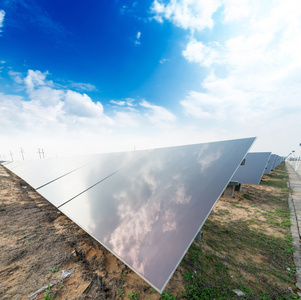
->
left=24, top=69, right=52, bottom=90
left=110, top=98, right=135, bottom=107
left=1, top=70, right=114, bottom=133
left=222, top=0, right=251, bottom=23
left=181, top=1, right=301, bottom=126
left=0, top=10, right=5, bottom=33
left=140, top=100, right=176, bottom=125
left=150, top=0, right=222, bottom=31
left=0, top=69, right=186, bottom=159
left=182, top=39, right=220, bottom=66
left=113, top=111, right=140, bottom=128
left=159, top=58, right=169, bottom=64
left=8, top=71, right=23, bottom=84
left=135, top=31, right=141, bottom=45
left=64, top=90, right=106, bottom=119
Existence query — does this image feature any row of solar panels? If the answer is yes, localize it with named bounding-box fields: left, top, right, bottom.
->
left=231, top=152, right=284, bottom=186
left=1, top=137, right=284, bottom=293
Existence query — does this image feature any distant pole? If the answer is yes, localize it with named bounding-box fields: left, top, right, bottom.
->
left=20, top=147, right=25, bottom=160
left=37, top=148, right=41, bottom=159
left=41, top=149, right=45, bottom=159
left=10, top=151, right=13, bottom=161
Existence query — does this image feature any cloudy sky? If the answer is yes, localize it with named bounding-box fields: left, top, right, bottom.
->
left=0, top=0, right=301, bottom=160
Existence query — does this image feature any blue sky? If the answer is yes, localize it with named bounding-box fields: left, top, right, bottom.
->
left=1, top=0, right=301, bottom=160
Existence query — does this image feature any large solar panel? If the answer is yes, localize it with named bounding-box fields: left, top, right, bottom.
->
left=4, top=137, right=255, bottom=292
left=58, top=138, right=255, bottom=292
left=264, top=154, right=276, bottom=174
left=231, top=152, right=271, bottom=185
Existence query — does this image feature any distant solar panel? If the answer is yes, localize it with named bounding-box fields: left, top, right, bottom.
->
left=4, top=137, right=255, bottom=292
left=231, top=152, right=271, bottom=185
left=264, top=154, right=276, bottom=174
left=273, top=155, right=283, bottom=169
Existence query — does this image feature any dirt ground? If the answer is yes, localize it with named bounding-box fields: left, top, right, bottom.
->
left=0, top=165, right=294, bottom=299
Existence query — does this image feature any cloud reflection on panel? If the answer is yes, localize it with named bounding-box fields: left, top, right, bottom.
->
left=106, top=167, right=193, bottom=276
left=59, top=138, right=255, bottom=291
left=104, top=144, right=226, bottom=284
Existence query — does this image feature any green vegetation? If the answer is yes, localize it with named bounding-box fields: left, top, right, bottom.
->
left=117, top=289, right=125, bottom=298
left=42, top=285, right=53, bottom=300
left=48, top=267, right=59, bottom=273
left=127, top=291, right=139, bottom=300
left=161, top=162, right=297, bottom=299
left=160, top=290, right=177, bottom=299
left=121, top=271, right=126, bottom=283
left=243, top=193, right=252, bottom=200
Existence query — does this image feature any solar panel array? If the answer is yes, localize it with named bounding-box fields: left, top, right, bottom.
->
left=264, top=154, right=277, bottom=174
left=271, top=155, right=284, bottom=170
left=231, top=152, right=271, bottom=185
left=3, top=137, right=255, bottom=292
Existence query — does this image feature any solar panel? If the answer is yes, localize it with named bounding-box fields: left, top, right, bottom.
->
left=264, top=154, right=276, bottom=174
left=4, top=138, right=255, bottom=292
left=272, top=155, right=282, bottom=170
left=274, top=155, right=283, bottom=169
left=5, top=154, right=113, bottom=189
left=231, top=152, right=271, bottom=185
left=57, top=137, right=255, bottom=292
left=37, top=150, right=150, bottom=207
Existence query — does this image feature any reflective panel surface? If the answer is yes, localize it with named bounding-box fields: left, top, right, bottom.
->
left=264, top=154, right=276, bottom=174
left=231, top=152, right=271, bottom=185
left=4, top=154, right=120, bottom=189
left=37, top=150, right=150, bottom=207
left=59, top=138, right=255, bottom=292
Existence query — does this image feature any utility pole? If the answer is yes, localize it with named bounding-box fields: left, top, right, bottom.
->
left=20, top=147, right=25, bottom=160
left=10, top=151, right=13, bottom=161
left=37, top=148, right=41, bottom=159
left=41, top=149, right=45, bottom=159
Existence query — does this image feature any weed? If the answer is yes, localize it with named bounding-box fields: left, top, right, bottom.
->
left=21, top=231, right=27, bottom=235
left=127, top=291, right=139, bottom=300
left=43, top=285, right=53, bottom=300
left=117, top=289, right=125, bottom=298
left=243, top=193, right=252, bottom=200
left=25, top=241, right=31, bottom=246
left=160, top=290, right=176, bottom=299
left=49, top=267, right=59, bottom=273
